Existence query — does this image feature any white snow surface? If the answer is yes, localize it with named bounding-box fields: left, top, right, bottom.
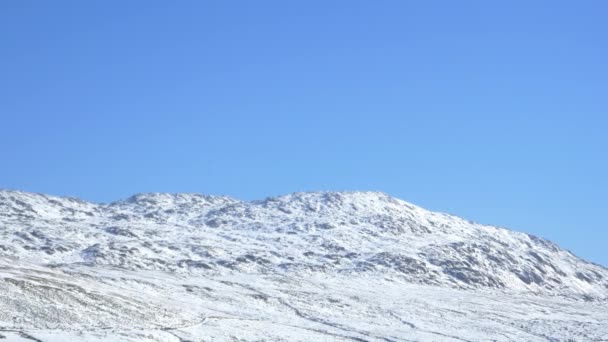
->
left=0, top=189, right=606, bottom=341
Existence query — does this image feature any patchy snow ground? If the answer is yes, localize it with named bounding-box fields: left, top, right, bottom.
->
left=0, top=190, right=607, bottom=341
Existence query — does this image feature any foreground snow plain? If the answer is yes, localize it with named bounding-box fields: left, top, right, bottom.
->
left=0, top=190, right=607, bottom=341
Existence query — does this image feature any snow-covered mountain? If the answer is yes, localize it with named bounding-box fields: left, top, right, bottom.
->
left=0, top=189, right=606, bottom=341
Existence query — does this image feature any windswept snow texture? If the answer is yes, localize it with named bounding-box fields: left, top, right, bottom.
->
left=0, top=190, right=606, bottom=341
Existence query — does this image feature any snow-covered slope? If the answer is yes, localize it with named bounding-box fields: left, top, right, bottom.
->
left=0, top=189, right=607, bottom=341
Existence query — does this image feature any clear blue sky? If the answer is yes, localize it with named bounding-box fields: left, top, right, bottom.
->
left=1, top=1, right=606, bottom=266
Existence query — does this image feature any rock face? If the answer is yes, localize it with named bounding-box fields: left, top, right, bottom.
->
left=0, top=189, right=607, bottom=341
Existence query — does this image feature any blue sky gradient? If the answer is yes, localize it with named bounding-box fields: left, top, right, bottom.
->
left=1, top=1, right=607, bottom=265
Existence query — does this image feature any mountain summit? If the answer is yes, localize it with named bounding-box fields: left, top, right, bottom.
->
left=0, top=190, right=606, bottom=341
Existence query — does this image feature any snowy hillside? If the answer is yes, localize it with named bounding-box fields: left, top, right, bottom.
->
left=0, top=189, right=607, bottom=341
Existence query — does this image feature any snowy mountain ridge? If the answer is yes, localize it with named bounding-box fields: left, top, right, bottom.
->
left=1, top=189, right=607, bottom=341
left=1, top=189, right=606, bottom=299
